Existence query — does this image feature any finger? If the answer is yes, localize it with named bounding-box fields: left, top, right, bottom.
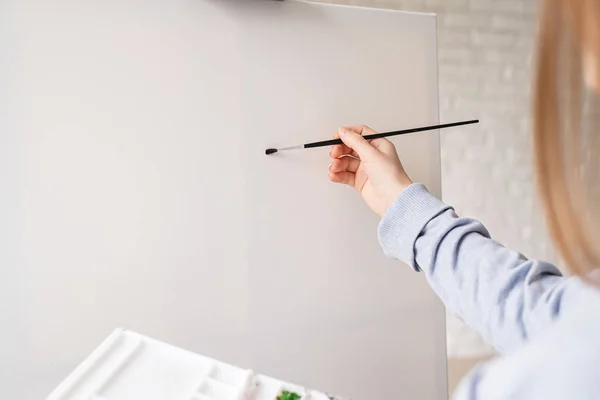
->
left=345, top=125, right=377, bottom=137
left=338, top=127, right=379, bottom=160
left=370, top=137, right=396, bottom=154
left=331, top=144, right=352, bottom=159
left=344, top=125, right=382, bottom=152
left=329, top=155, right=360, bottom=173
left=330, top=131, right=352, bottom=159
left=328, top=171, right=355, bottom=186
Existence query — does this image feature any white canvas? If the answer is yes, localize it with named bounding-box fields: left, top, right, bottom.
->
left=0, top=1, right=445, bottom=399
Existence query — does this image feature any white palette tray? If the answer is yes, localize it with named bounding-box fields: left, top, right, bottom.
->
left=48, top=329, right=348, bottom=400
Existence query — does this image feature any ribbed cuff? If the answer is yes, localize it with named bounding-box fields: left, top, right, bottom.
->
left=377, top=183, right=451, bottom=271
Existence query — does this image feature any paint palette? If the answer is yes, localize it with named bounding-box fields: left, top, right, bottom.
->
left=48, top=329, right=348, bottom=400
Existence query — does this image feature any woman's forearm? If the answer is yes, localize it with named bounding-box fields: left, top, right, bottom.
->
left=378, top=183, right=582, bottom=353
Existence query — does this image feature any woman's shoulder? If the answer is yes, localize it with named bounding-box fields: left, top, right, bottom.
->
left=454, top=280, right=600, bottom=399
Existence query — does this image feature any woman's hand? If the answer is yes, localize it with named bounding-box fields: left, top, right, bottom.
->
left=328, top=125, right=413, bottom=217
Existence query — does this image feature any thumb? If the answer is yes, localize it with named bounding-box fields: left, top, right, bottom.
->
left=339, top=128, right=378, bottom=159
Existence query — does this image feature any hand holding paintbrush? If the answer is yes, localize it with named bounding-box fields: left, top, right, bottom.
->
left=326, top=125, right=415, bottom=217
left=266, top=119, right=478, bottom=216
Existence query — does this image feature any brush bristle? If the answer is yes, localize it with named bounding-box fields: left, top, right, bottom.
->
left=265, top=148, right=278, bottom=155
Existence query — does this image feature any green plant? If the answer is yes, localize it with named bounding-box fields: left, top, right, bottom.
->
left=277, top=390, right=301, bottom=400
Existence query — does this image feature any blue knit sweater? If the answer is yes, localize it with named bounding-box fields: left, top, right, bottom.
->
left=378, top=184, right=600, bottom=399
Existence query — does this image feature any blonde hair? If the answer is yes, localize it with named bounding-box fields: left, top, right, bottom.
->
left=534, top=0, right=600, bottom=275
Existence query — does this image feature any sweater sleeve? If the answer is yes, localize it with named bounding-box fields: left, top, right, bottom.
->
left=377, top=183, right=580, bottom=353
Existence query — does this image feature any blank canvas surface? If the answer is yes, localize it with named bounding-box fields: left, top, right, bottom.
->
left=1, top=1, right=445, bottom=399
left=241, top=3, right=445, bottom=399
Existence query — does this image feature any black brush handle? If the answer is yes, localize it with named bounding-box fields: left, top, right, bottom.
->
left=303, top=119, right=479, bottom=148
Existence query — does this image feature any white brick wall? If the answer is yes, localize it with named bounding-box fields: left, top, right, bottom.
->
left=313, top=0, right=561, bottom=358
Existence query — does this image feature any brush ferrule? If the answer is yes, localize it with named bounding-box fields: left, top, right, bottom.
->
left=278, top=144, right=305, bottom=151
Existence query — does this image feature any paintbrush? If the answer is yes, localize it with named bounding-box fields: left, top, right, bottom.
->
left=265, top=119, right=479, bottom=155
